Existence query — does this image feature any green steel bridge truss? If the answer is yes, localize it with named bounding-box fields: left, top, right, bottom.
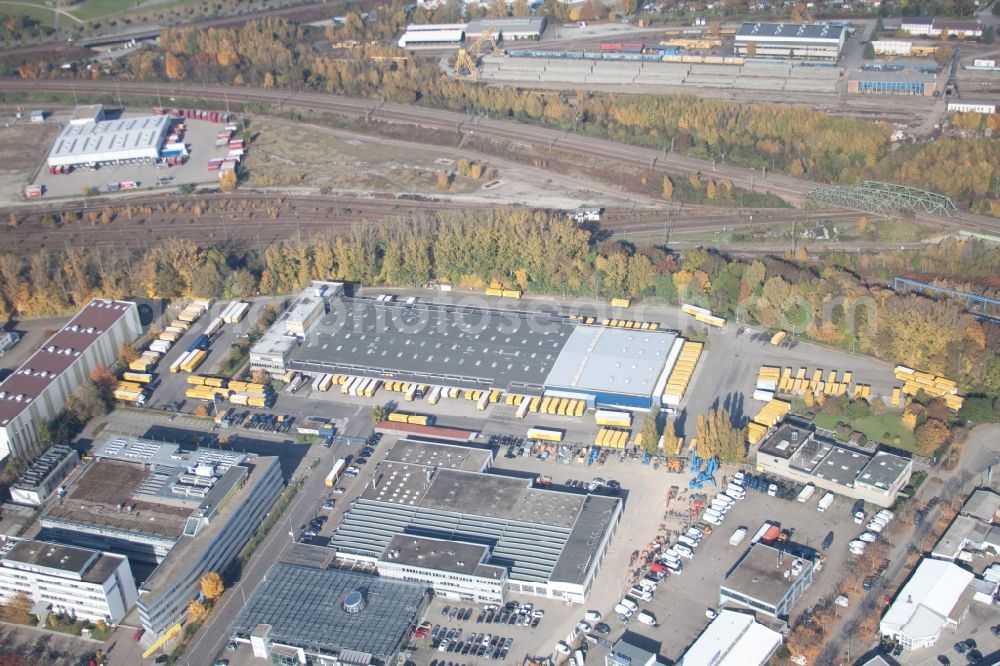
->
left=806, top=181, right=956, bottom=217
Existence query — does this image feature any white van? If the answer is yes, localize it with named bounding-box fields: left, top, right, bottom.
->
left=663, top=560, right=682, bottom=575
left=876, top=510, right=894, bottom=522
left=629, top=587, right=653, bottom=601
left=685, top=528, right=704, bottom=542
left=673, top=543, right=694, bottom=558
left=619, top=597, right=639, bottom=613
left=637, top=610, right=656, bottom=626
left=704, top=508, right=724, bottom=522
left=678, top=535, right=700, bottom=549
left=711, top=500, right=731, bottom=514
left=726, top=483, right=746, bottom=499
left=715, top=494, right=735, bottom=507
left=702, top=511, right=723, bottom=525
left=614, top=603, right=633, bottom=618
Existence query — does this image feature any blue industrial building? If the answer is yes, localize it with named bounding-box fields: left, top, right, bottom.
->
left=543, top=326, right=677, bottom=411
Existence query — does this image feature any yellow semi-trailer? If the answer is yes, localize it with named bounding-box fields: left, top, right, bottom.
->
left=387, top=412, right=409, bottom=423
left=477, top=392, right=489, bottom=411
left=122, top=372, right=153, bottom=384
left=770, top=331, right=787, bottom=345
left=158, top=331, right=182, bottom=343
left=682, top=303, right=711, bottom=317
left=187, top=375, right=208, bottom=386
left=318, top=374, right=333, bottom=392
left=181, top=350, right=207, bottom=373
left=610, top=298, right=631, bottom=308
left=527, top=427, right=564, bottom=442
left=427, top=386, right=442, bottom=405
left=515, top=399, right=530, bottom=419
left=595, top=409, right=632, bottom=428
left=406, top=414, right=431, bottom=426
left=114, top=389, right=146, bottom=404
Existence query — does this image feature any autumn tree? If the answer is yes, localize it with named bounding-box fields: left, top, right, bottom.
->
left=661, top=176, right=673, bottom=199
left=915, top=418, right=950, bottom=456
left=118, top=341, right=139, bottom=364
left=695, top=408, right=745, bottom=463
left=436, top=170, right=451, bottom=191
left=164, top=53, right=186, bottom=80
left=251, top=369, right=271, bottom=385
left=193, top=404, right=210, bottom=418
left=200, top=571, right=225, bottom=601
left=187, top=599, right=209, bottom=623
left=219, top=169, right=237, bottom=193
left=640, top=405, right=660, bottom=455
left=1, top=592, right=32, bottom=623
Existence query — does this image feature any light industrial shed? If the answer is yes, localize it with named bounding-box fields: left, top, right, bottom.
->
left=734, top=22, right=846, bottom=60
left=543, top=326, right=677, bottom=410
left=46, top=115, right=170, bottom=168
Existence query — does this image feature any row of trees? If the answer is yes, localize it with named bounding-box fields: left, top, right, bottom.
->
left=0, top=215, right=997, bottom=395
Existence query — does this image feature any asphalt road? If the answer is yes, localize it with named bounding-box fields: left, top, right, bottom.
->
left=4, top=79, right=998, bottom=237
left=176, top=415, right=372, bottom=666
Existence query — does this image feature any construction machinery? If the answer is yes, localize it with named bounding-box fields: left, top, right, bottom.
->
left=454, top=28, right=501, bottom=80
left=688, top=455, right=718, bottom=490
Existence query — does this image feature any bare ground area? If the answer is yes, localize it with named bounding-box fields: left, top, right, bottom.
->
left=0, top=122, right=58, bottom=202
left=243, top=116, right=648, bottom=209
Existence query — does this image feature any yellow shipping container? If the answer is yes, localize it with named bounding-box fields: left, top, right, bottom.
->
left=529, top=396, right=541, bottom=412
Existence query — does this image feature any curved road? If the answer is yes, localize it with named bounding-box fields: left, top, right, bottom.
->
left=1, top=79, right=997, bottom=236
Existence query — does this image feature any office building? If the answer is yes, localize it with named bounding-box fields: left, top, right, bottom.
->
left=0, top=539, right=138, bottom=624
left=9, top=444, right=79, bottom=506
left=847, top=70, right=937, bottom=95
left=755, top=417, right=912, bottom=508
left=39, top=434, right=283, bottom=636
left=719, top=543, right=815, bottom=620
left=0, top=299, right=141, bottom=462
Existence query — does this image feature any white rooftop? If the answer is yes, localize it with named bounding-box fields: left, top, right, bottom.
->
left=48, top=115, right=168, bottom=162
left=880, top=558, right=974, bottom=642
left=680, top=609, right=782, bottom=666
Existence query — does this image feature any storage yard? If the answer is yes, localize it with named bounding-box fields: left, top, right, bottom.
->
left=480, top=55, right=842, bottom=94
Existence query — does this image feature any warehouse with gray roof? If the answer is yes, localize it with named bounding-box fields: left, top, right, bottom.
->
left=46, top=115, right=171, bottom=168
left=253, top=283, right=682, bottom=410
left=329, top=439, right=622, bottom=604
left=735, top=22, right=846, bottom=60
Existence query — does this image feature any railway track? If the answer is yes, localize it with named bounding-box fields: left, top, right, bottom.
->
left=1, top=79, right=996, bottom=237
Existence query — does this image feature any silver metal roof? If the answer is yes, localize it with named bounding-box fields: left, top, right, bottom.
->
left=544, top=326, right=676, bottom=397
left=47, top=115, right=168, bottom=162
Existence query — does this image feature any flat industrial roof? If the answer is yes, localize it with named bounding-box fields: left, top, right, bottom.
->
left=331, top=445, right=621, bottom=585
left=681, top=609, right=783, bottom=666
left=812, top=446, right=871, bottom=487
left=381, top=535, right=498, bottom=578
left=757, top=419, right=813, bottom=460
left=4, top=539, right=124, bottom=585
left=12, top=445, right=75, bottom=491
left=466, top=16, right=545, bottom=35
left=722, top=543, right=812, bottom=607
left=881, top=558, right=974, bottom=634
left=384, top=438, right=493, bottom=472
left=48, top=115, right=168, bottom=161
left=855, top=451, right=911, bottom=491
left=544, top=326, right=676, bottom=398
left=736, top=22, right=845, bottom=40
left=231, top=564, right=429, bottom=659
left=0, top=300, right=135, bottom=425
left=963, top=489, right=1000, bottom=523
left=292, top=297, right=575, bottom=391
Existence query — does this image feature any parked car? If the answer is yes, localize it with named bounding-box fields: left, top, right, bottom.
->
left=637, top=610, right=656, bottom=626
left=705, top=609, right=717, bottom=620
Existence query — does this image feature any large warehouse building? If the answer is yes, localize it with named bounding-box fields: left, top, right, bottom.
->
left=39, top=434, right=283, bottom=637
left=252, top=283, right=682, bottom=411
left=329, top=439, right=622, bottom=604
left=46, top=115, right=171, bottom=169
left=0, top=299, right=141, bottom=462
left=734, top=22, right=846, bottom=60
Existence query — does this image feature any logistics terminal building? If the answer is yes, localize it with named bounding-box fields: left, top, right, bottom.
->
left=329, top=439, right=622, bottom=604
left=47, top=115, right=171, bottom=169
left=251, top=283, right=682, bottom=411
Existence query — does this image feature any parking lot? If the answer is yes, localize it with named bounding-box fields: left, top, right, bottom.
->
left=31, top=111, right=234, bottom=198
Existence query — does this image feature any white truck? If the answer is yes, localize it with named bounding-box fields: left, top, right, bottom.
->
left=817, top=492, right=834, bottom=512
left=729, top=527, right=748, bottom=546
left=796, top=484, right=816, bottom=503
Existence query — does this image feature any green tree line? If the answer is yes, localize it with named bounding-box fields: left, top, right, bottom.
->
left=0, top=211, right=997, bottom=395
